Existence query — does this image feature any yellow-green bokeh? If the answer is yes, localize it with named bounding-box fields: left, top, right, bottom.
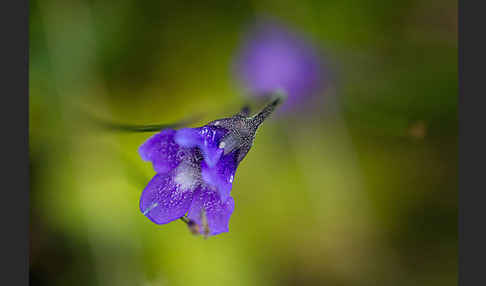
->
left=30, top=1, right=457, bottom=285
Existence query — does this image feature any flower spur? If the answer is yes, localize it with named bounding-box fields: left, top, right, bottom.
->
left=139, top=96, right=283, bottom=236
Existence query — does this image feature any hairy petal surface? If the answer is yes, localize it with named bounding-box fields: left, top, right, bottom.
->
left=187, top=186, right=235, bottom=235
left=174, top=126, right=227, bottom=167
left=140, top=164, right=200, bottom=224
left=138, top=129, right=184, bottom=174
left=201, top=151, right=238, bottom=203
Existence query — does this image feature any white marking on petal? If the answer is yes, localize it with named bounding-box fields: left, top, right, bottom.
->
left=143, top=202, right=158, bottom=215
left=174, top=163, right=199, bottom=191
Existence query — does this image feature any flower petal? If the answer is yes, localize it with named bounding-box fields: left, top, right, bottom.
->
left=138, top=129, right=184, bottom=174
left=140, top=166, right=199, bottom=224
left=174, top=126, right=227, bottom=167
left=173, top=128, right=200, bottom=147
left=201, top=151, right=237, bottom=203
left=187, top=186, right=235, bottom=235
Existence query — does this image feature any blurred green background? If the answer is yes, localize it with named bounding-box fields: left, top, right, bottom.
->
left=29, top=0, right=457, bottom=285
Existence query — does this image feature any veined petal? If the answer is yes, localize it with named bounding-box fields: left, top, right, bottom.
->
left=140, top=162, right=200, bottom=224
left=201, top=151, right=237, bottom=203
left=138, top=129, right=184, bottom=174
left=187, top=186, right=235, bottom=236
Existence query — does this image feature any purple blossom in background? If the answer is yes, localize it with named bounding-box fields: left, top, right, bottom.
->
left=139, top=98, right=282, bottom=236
left=235, top=20, right=327, bottom=111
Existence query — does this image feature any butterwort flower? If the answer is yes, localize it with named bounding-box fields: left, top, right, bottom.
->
left=139, top=97, right=282, bottom=236
left=235, top=19, right=327, bottom=112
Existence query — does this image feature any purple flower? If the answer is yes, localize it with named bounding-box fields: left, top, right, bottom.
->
left=138, top=98, right=282, bottom=236
left=235, top=19, right=326, bottom=111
